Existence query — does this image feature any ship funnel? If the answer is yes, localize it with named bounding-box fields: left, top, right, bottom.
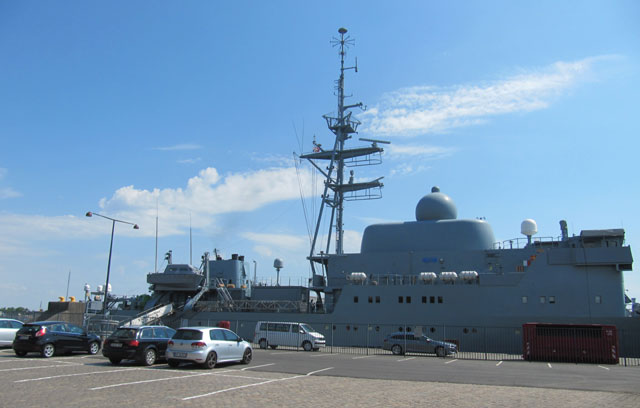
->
left=521, top=219, right=538, bottom=245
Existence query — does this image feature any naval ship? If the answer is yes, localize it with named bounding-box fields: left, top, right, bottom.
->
left=142, top=28, right=636, bottom=350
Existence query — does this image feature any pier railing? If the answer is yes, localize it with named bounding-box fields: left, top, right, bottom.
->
left=173, top=317, right=640, bottom=367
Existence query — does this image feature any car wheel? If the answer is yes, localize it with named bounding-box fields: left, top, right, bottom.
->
left=435, top=346, right=446, bottom=357
left=241, top=348, right=252, bottom=364
left=302, top=341, right=313, bottom=352
left=391, top=344, right=403, bottom=355
left=143, top=348, right=157, bottom=366
left=88, top=341, right=100, bottom=355
left=269, top=345, right=278, bottom=350
left=42, top=343, right=55, bottom=358
left=167, top=359, right=180, bottom=368
left=258, top=339, right=268, bottom=349
left=202, top=351, right=217, bottom=369
left=109, top=357, right=122, bottom=365
left=14, top=350, right=27, bottom=357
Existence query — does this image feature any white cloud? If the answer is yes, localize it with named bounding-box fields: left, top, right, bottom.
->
left=243, top=229, right=362, bottom=258
left=177, top=158, right=202, bottom=164
left=361, top=57, right=602, bottom=137
left=0, top=165, right=315, bottom=256
left=98, top=166, right=314, bottom=237
left=0, top=187, right=21, bottom=199
left=153, top=143, right=201, bottom=151
left=387, top=144, right=454, bottom=159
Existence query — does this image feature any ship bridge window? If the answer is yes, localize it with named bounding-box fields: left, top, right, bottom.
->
left=549, top=296, right=556, bottom=304
left=353, top=296, right=359, bottom=303
left=438, top=296, right=443, bottom=304
left=376, top=296, right=380, bottom=303
left=595, top=295, right=602, bottom=304
left=368, top=296, right=373, bottom=303
left=522, top=296, right=528, bottom=304
left=406, top=296, right=412, bottom=304
left=540, top=296, right=546, bottom=304
left=422, top=296, right=427, bottom=304
left=430, top=296, right=435, bottom=304
left=398, top=296, right=403, bottom=304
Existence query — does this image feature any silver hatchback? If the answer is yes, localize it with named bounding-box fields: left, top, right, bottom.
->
left=166, top=327, right=252, bottom=369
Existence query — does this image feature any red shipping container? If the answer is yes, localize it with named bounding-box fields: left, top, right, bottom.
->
left=523, top=323, right=618, bottom=364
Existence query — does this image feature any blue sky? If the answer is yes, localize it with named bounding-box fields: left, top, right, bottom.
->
left=1, top=1, right=639, bottom=310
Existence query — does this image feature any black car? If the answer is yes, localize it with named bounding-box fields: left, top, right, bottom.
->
left=102, top=325, right=176, bottom=366
left=13, top=321, right=101, bottom=358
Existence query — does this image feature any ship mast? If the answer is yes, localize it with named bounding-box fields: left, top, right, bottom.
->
left=300, top=28, right=387, bottom=277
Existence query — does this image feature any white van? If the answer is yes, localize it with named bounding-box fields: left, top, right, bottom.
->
left=253, top=321, right=326, bottom=351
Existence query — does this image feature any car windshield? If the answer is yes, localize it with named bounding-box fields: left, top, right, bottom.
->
left=110, top=328, right=137, bottom=339
left=300, top=324, right=316, bottom=333
left=173, top=329, right=203, bottom=340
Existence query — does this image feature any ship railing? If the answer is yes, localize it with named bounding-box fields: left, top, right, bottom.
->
left=493, top=236, right=561, bottom=250
left=195, top=299, right=307, bottom=313
left=346, top=274, right=479, bottom=286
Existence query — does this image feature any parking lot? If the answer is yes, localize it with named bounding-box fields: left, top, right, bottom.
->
left=2, top=347, right=640, bottom=407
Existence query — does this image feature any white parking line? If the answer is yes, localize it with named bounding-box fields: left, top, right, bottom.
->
left=444, top=359, right=458, bottom=365
left=181, top=367, right=334, bottom=401
left=306, top=367, right=333, bottom=375
left=15, top=368, right=141, bottom=383
left=397, top=357, right=416, bottom=362
left=183, top=375, right=302, bottom=400
left=547, top=363, right=552, bottom=368
left=597, top=365, right=610, bottom=371
left=309, top=353, right=335, bottom=358
left=0, top=363, right=81, bottom=372
left=496, top=361, right=503, bottom=366
left=0, top=358, right=45, bottom=363
left=241, top=363, right=275, bottom=370
left=269, top=351, right=299, bottom=355
left=352, top=355, right=374, bottom=360
left=89, top=371, right=215, bottom=390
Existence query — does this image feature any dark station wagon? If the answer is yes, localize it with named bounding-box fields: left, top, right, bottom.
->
left=102, top=325, right=176, bottom=366
left=13, top=321, right=101, bottom=358
left=383, top=332, right=458, bottom=357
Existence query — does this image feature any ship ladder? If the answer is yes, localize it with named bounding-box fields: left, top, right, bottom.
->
left=214, top=278, right=234, bottom=308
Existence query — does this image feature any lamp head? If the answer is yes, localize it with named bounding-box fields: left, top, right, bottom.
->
left=85, top=212, right=93, bottom=217
left=133, top=224, right=139, bottom=230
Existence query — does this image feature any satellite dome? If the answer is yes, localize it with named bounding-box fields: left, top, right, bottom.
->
left=415, top=186, right=458, bottom=221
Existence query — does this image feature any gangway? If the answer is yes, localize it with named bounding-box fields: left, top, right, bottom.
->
left=184, top=285, right=209, bottom=311
left=120, top=303, right=174, bottom=327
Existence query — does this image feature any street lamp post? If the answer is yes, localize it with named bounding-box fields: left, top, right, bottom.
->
left=86, top=211, right=139, bottom=315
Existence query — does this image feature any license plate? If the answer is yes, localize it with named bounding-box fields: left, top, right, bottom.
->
left=111, top=343, right=122, bottom=348
left=173, top=352, right=187, bottom=358
left=19, top=335, right=29, bottom=340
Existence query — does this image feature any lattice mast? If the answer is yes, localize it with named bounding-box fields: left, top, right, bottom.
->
left=300, top=28, right=387, bottom=276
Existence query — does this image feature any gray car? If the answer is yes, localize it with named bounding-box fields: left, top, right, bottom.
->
left=0, top=319, right=23, bottom=347
left=166, top=327, right=252, bottom=369
left=383, top=332, right=457, bottom=357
